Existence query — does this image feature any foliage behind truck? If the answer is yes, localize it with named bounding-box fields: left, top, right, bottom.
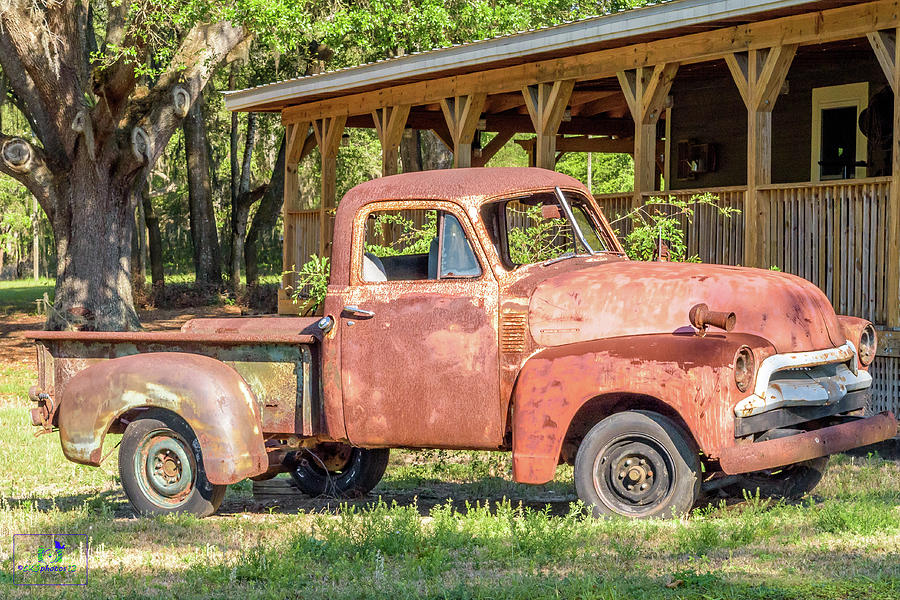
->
left=26, top=168, right=897, bottom=518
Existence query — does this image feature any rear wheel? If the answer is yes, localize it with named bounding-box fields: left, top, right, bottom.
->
left=287, top=443, right=389, bottom=498
left=574, top=411, right=700, bottom=518
left=118, top=409, right=226, bottom=517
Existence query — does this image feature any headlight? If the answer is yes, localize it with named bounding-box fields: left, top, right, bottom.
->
left=734, top=346, right=755, bottom=392
left=858, top=324, right=877, bottom=366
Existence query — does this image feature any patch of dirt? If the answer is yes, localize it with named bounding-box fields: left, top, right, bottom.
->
left=137, top=305, right=243, bottom=331
left=0, top=305, right=243, bottom=369
left=0, top=314, right=44, bottom=369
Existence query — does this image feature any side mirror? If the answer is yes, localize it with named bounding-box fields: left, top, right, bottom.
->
left=541, top=205, right=562, bottom=219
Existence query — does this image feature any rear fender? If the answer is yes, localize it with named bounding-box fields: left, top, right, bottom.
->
left=57, top=352, right=267, bottom=485
left=511, top=333, right=773, bottom=484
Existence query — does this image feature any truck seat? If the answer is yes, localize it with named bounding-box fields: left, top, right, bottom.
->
left=363, top=252, right=388, bottom=282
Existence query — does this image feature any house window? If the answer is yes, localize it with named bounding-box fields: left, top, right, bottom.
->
left=811, top=82, right=869, bottom=181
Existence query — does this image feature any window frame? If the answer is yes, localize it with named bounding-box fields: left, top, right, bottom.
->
left=810, top=82, right=869, bottom=182
left=351, top=200, right=488, bottom=286
left=483, top=189, right=613, bottom=269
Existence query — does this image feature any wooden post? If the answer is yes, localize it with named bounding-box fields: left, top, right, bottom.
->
left=312, top=115, right=347, bottom=258
left=725, top=45, right=796, bottom=268
left=440, top=94, right=487, bottom=168
left=372, top=105, right=411, bottom=176
left=279, top=121, right=312, bottom=314
left=868, top=29, right=900, bottom=326
left=617, top=64, right=678, bottom=208
left=521, top=80, right=575, bottom=169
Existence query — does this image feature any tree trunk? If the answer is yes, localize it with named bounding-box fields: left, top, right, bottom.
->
left=229, top=112, right=257, bottom=288
left=421, top=130, right=453, bottom=170
left=49, top=157, right=140, bottom=330
left=184, top=95, right=222, bottom=286
left=245, top=135, right=286, bottom=286
left=400, top=129, right=422, bottom=172
left=142, top=189, right=165, bottom=289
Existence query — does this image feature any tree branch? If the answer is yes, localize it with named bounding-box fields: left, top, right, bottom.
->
left=0, top=11, right=72, bottom=170
left=239, top=111, right=257, bottom=197
left=120, top=20, right=248, bottom=173
left=93, top=0, right=144, bottom=112
left=0, top=133, right=55, bottom=220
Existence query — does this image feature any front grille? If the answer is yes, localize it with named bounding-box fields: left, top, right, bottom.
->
left=500, top=312, right=528, bottom=353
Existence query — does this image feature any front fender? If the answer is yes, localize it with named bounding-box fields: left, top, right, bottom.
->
left=511, top=333, right=773, bottom=484
left=57, top=352, right=267, bottom=485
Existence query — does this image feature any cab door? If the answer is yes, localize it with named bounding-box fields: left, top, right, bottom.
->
left=338, top=201, right=502, bottom=449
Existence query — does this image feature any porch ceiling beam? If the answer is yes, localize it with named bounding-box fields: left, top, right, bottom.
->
left=617, top=63, right=677, bottom=204
left=440, top=94, right=487, bottom=168
left=521, top=80, right=576, bottom=169
left=472, top=129, right=515, bottom=168
left=514, top=135, right=640, bottom=154
left=868, top=29, right=898, bottom=92
left=571, top=92, right=627, bottom=117
left=372, top=104, right=411, bottom=176
left=282, top=0, right=899, bottom=125
left=726, top=45, right=797, bottom=112
left=345, top=111, right=634, bottom=138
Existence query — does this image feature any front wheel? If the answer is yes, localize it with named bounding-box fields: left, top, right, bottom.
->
left=287, top=444, right=389, bottom=498
left=574, top=411, right=700, bottom=519
left=119, top=409, right=226, bottom=517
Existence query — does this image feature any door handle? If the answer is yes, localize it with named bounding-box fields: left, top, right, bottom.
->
left=343, top=305, right=375, bottom=318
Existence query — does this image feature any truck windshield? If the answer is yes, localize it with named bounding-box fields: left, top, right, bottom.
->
left=484, top=190, right=610, bottom=267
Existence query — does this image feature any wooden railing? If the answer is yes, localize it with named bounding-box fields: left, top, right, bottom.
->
left=594, top=187, right=746, bottom=265
left=759, top=177, right=892, bottom=324
left=593, top=192, right=634, bottom=238
left=644, top=187, right=746, bottom=266
left=283, top=209, right=321, bottom=274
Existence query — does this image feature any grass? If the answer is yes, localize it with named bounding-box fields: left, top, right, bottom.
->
left=0, top=358, right=898, bottom=599
left=0, top=278, right=54, bottom=315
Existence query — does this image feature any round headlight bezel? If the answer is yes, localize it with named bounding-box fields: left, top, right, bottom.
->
left=734, top=346, right=755, bottom=393
left=858, top=324, right=877, bottom=366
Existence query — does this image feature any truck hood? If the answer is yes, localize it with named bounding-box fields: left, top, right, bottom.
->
left=528, top=261, right=845, bottom=353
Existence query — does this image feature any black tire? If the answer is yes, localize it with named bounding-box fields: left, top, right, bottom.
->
left=288, top=444, right=389, bottom=498
left=724, top=429, right=829, bottom=500
left=118, top=409, right=226, bottom=517
left=574, top=410, right=701, bottom=519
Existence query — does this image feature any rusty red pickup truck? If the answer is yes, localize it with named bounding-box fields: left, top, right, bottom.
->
left=26, top=168, right=897, bottom=518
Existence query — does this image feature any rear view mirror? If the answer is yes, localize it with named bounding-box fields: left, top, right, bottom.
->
left=541, top=205, right=562, bottom=219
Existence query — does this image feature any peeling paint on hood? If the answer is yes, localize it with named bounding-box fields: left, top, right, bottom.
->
left=529, top=261, right=844, bottom=353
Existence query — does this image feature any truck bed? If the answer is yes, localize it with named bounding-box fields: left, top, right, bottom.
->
left=26, top=316, right=323, bottom=436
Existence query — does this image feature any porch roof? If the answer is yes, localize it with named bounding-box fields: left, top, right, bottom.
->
left=225, top=0, right=849, bottom=113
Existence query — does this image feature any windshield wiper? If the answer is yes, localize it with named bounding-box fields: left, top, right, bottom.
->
left=554, top=186, right=595, bottom=255
left=541, top=252, right=576, bottom=266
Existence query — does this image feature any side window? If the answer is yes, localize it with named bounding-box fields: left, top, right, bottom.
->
left=361, top=208, right=481, bottom=282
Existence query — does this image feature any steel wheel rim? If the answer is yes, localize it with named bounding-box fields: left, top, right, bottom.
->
left=592, top=434, right=675, bottom=516
left=134, top=428, right=196, bottom=508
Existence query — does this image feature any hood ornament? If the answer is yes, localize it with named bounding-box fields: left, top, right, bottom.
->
left=689, top=303, right=736, bottom=336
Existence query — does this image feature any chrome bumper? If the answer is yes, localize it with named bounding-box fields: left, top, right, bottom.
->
left=718, top=411, right=897, bottom=474
left=734, top=341, right=870, bottom=418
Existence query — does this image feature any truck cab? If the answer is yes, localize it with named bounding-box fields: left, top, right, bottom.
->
left=27, top=168, right=897, bottom=518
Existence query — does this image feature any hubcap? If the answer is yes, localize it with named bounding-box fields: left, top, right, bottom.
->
left=135, top=430, right=196, bottom=507
left=593, top=436, right=674, bottom=516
